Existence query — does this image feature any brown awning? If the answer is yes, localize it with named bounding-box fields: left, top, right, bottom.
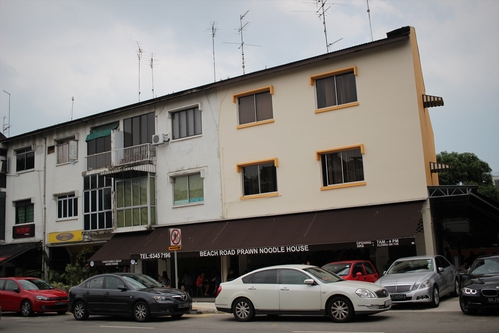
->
left=154, top=201, right=424, bottom=253
left=0, top=242, right=41, bottom=264
left=88, top=231, right=153, bottom=266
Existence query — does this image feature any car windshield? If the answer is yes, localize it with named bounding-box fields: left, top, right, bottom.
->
left=122, top=274, right=163, bottom=289
left=323, top=263, right=350, bottom=276
left=387, top=259, right=433, bottom=274
left=304, top=267, right=343, bottom=283
left=19, top=279, right=54, bottom=290
left=470, top=258, right=499, bottom=275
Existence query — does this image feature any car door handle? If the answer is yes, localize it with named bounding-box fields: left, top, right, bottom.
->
left=280, top=287, right=289, bottom=291
left=248, top=287, right=256, bottom=290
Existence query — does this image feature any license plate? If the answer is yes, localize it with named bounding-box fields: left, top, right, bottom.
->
left=390, top=294, right=406, bottom=300
left=55, top=302, right=67, bottom=306
left=178, top=303, right=190, bottom=308
left=487, top=298, right=499, bottom=303
left=385, top=299, right=392, bottom=307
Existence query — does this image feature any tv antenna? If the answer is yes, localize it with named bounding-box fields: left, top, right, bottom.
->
left=209, top=22, right=218, bottom=82
left=315, top=0, right=345, bottom=53
left=2, top=90, right=10, bottom=137
left=136, top=42, right=144, bottom=102
left=225, top=10, right=261, bottom=75
left=71, top=96, right=74, bottom=120
left=366, top=0, right=374, bottom=41
left=150, top=53, right=158, bottom=98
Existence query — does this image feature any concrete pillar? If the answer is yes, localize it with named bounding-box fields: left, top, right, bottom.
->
left=422, top=199, right=436, bottom=255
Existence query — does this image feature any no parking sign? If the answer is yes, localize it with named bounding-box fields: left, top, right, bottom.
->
left=169, top=228, right=182, bottom=250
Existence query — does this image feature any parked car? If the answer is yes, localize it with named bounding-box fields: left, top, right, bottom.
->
left=323, top=260, right=379, bottom=282
left=68, top=273, right=191, bottom=322
left=215, top=264, right=391, bottom=323
left=0, top=277, right=68, bottom=316
left=375, top=255, right=458, bottom=307
left=459, top=254, right=499, bottom=315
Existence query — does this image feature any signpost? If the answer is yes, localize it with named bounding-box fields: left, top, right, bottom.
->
left=169, top=228, right=182, bottom=288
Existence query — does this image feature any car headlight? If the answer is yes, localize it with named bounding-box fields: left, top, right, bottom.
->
left=36, top=295, right=49, bottom=300
left=153, top=295, right=169, bottom=301
left=412, top=279, right=430, bottom=291
left=355, top=288, right=376, bottom=298
left=462, top=287, right=478, bottom=295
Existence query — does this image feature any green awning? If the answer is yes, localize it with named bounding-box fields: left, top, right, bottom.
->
left=85, top=122, right=119, bottom=141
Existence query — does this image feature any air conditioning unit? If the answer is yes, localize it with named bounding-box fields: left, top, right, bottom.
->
left=152, top=133, right=170, bottom=145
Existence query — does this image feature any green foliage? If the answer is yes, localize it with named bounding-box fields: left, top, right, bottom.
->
left=59, top=248, right=92, bottom=288
left=437, top=151, right=499, bottom=202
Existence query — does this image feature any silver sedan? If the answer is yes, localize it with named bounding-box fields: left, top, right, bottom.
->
left=375, top=255, right=458, bottom=307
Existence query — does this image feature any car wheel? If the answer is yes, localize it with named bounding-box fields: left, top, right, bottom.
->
left=232, top=298, right=255, bottom=322
left=459, top=296, right=479, bottom=315
left=20, top=300, right=34, bottom=317
left=327, top=296, right=354, bottom=323
left=133, top=301, right=150, bottom=322
left=430, top=286, right=440, bottom=308
left=452, top=279, right=460, bottom=297
left=73, top=301, right=89, bottom=320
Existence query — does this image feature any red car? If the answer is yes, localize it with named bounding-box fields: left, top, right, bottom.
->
left=322, top=260, right=379, bottom=282
left=0, top=277, right=68, bottom=316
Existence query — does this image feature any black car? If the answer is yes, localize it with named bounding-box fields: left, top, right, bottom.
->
left=68, top=273, right=191, bottom=322
left=459, top=255, right=499, bottom=315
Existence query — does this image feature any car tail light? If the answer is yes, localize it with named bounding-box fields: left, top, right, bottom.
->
left=216, top=285, right=222, bottom=296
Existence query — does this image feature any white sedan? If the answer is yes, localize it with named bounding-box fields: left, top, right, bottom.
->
left=215, top=264, right=391, bottom=322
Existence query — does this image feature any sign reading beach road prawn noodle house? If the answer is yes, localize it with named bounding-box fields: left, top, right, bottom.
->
left=200, top=245, right=310, bottom=257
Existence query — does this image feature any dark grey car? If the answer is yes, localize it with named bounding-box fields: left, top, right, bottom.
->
left=68, top=273, right=191, bottom=322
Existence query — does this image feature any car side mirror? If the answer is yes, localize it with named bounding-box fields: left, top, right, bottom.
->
left=304, top=279, right=316, bottom=285
left=356, top=272, right=363, bottom=277
left=14, top=288, right=21, bottom=293
left=438, top=267, right=444, bottom=273
left=118, top=285, right=128, bottom=291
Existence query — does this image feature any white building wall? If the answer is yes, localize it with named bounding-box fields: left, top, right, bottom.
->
left=154, top=91, right=223, bottom=225
left=218, top=39, right=429, bottom=219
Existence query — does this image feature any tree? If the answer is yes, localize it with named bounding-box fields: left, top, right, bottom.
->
left=437, top=151, right=499, bottom=202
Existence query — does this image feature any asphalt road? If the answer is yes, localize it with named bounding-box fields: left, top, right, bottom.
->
left=1, top=296, right=498, bottom=333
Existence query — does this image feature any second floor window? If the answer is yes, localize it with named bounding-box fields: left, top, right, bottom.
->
left=123, top=112, right=155, bottom=147
left=57, top=140, right=78, bottom=164
left=321, top=147, right=364, bottom=186
left=237, top=90, right=273, bottom=125
left=83, top=175, right=113, bottom=231
left=240, top=160, right=278, bottom=196
left=57, top=193, right=78, bottom=219
left=172, top=107, right=202, bottom=140
left=16, top=147, right=35, bottom=172
left=173, top=173, right=204, bottom=205
left=316, top=71, right=357, bottom=109
left=16, top=199, right=34, bottom=224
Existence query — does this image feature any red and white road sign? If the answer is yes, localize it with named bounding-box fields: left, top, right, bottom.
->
left=169, top=228, right=182, bottom=246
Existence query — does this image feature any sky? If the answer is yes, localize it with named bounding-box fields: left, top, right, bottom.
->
left=1, top=0, right=498, bottom=174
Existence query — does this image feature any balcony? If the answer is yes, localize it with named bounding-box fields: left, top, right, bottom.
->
left=85, top=143, right=156, bottom=174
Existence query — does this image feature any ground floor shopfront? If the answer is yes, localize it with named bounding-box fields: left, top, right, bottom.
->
left=85, top=200, right=426, bottom=288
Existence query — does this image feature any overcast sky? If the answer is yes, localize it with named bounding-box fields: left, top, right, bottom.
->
left=1, top=0, right=498, bottom=174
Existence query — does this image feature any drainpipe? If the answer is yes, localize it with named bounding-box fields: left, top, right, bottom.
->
left=42, top=137, right=48, bottom=280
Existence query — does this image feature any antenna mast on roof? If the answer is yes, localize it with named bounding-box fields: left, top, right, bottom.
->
left=136, top=42, right=143, bottom=102
left=239, top=10, right=250, bottom=74
left=71, top=96, right=74, bottom=120
left=316, top=0, right=345, bottom=53
left=366, top=0, right=374, bottom=41
left=2, top=90, right=10, bottom=137
left=150, top=53, right=158, bottom=98
left=210, top=22, right=218, bottom=82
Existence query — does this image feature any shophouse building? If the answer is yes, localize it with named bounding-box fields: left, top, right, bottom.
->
left=2, top=26, right=496, bottom=285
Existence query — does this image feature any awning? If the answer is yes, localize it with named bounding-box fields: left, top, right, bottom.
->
left=85, top=122, right=119, bottom=142
left=153, top=201, right=424, bottom=255
left=88, top=231, right=153, bottom=266
left=0, top=242, right=41, bottom=264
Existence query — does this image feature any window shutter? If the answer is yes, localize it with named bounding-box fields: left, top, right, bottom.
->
left=69, top=140, right=78, bottom=160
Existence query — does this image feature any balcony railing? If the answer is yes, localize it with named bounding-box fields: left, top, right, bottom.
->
left=86, top=151, right=111, bottom=170
left=115, top=144, right=156, bottom=166
left=85, top=143, right=156, bottom=171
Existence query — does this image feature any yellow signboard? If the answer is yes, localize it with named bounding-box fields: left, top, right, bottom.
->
left=48, top=230, right=83, bottom=244
left=168, top=245, right=182, bottom=251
